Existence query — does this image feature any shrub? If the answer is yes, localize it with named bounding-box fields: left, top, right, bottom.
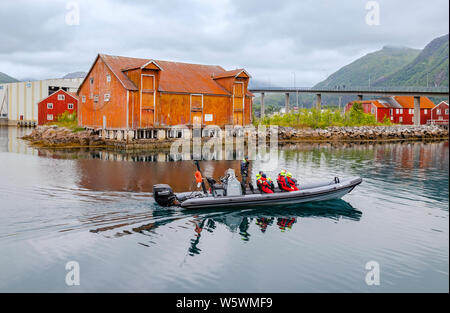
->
left=254, top=103, right=391, bottom=129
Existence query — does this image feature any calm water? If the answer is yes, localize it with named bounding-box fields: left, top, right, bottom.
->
left=0, top=126, right=448, bottom=292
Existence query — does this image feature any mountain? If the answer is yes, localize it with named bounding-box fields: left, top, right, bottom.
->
left=375, top=34, right=449, bottom=87
left=314, top=46, right=420, bottom=89
left=0, top=72, right=19, bottom=84
left=63, top=71, right=87, bottom=79
left=253, top=34, right=449, bottom=111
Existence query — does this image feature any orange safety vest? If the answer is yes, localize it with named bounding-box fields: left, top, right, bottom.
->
left=194, top=171, right=203, bottom=184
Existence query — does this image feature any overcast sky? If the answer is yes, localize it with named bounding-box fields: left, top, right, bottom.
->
left=0, top=0, right=448, bottom=86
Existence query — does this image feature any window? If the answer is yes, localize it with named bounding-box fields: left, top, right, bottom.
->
left=424, top=109, right=428, bottom=114
left=90, top=77, right=94, bottom=84
left=437, top=109, right=441, bottom=115
left=390, top=109, right=393, bottom=115
left=106, top=74, right=111, bottom=82
left=445, top=109, right=449, bottom=115
left=58, top=94, right=65, bottom=100
left=0, top=85, right=4, bottom=90
left=399, top=116, right=403, bottom=123
left=82, top=95, right=86, bottom=103
left=409, top=109, right=413, bottom=114
left=47, top=114, right=53, bottom=121
left=371, top=108, right=375, bottom=114
left=68, top=103, right=74, bottom=110
left=47, top=103, right=53, bottom=109
left=26, top=82, right=31, bottom=88
left=94, top=95, right=99, bottom=103
left=399, top=109, right=403, bottom=114
left=104, top=93, right=110, bottom=102
left=396, top=109, right=399, bottom=114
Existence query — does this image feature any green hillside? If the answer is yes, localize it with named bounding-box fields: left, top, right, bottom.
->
left=253, top=34, right=449, bottom=113
left=0, top=72, right=19, bottom=84
left=314, top=46, right=420, bottom=89
left=375, top=34, right=449, bottom=87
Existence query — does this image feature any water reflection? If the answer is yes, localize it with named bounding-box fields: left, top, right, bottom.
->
left=86, top=199, right=362, bottom=257
left=0, top=126, right=448, bottom=292
left=18, top=140, right=446, bottom=195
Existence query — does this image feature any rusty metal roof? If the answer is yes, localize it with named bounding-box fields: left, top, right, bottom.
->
left=99, top=54, right=250, bottom=95
left=393, top=96, right=436, bottom=109
left=213, top=69, right=250, bottom=79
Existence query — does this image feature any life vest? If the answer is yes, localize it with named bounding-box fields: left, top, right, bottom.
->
left=194, top=171, right=203, bottom=184
left=258, top=177, right=274, bottom=194
left=266, top=177, right=275, bottom=191
left=277, top=174, right=286, bottom=188
left=286, top=177, right=299, bottom=191
left=280, top=176, right=296, bottom=192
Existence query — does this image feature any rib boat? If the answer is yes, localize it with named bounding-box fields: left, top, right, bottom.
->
left=153, top=167, right=362, bottom=210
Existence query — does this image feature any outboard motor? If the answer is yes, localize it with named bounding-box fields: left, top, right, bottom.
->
left=153, top=184, right=176, bottom=207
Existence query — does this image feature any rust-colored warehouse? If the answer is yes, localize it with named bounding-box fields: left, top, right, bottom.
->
left=77, top=54, right=253, bottom=135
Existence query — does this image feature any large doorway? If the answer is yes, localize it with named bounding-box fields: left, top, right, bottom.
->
left=233, top=82, right=244, bottom=125
left=141, top=74, right=155, bottom=127
left=190, top=94, right=203, bottom=126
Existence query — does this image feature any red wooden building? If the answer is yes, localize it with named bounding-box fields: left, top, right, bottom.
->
left=345, top=96, right=436, bottom=125
left=430, top=101, right=449, bottom=125
left=77, top=54, right=253, bottom=137
left=393, top=96, right=435, bottom=125
left=38, top=89, right=78, bottom=125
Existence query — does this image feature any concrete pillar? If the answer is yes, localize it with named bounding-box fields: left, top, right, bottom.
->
left=116, top=130, right=123, bottom=141
left=157, top=129, right=166, bottom=140
left=414, top=96, right=420, bottom=125
left=285, top=93, right=290, bottom=114
left=260, top=93, right=265, bottom=118
left=357, top=95, right=363, bottom=101
left=316, top=94, right=321, bottom=110
left=183, top=129, right=192, bottom=139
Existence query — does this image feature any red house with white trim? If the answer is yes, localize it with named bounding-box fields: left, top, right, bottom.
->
left=346, top=96, right=437, bottom=125
left=430, top=101, right=449, bottom=125
left=393, top=96, right=435, bottom=125
left=38, top=89, right=78, bottom=125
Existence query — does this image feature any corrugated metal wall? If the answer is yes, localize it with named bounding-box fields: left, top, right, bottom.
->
left=1, top=78, right=82, bottom=124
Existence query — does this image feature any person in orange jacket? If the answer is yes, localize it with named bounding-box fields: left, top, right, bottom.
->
left=257, top=174, right=274, bottom=193
left=285, top=172, right=299, bottom=191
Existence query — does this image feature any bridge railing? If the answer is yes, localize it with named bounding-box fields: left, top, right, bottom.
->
left=249, top=86, right=449, bottom=93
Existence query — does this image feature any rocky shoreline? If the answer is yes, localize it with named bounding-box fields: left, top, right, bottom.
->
left=278, top=125, right=449, bottom=141
left=22, top=124, right=449, bottom=150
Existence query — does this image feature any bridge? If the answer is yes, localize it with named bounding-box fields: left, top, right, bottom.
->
left=248, top=86, right=449, bottom=125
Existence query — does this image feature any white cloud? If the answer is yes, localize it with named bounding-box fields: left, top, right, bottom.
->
left=0, top=0, right=448, bottom=85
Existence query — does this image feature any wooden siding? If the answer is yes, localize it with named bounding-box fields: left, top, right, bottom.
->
left=38, top=90, right=78, bottom=125
left=78, top=57, right=128, bottom=129
left=203, top=95, right=233, bottom=126
left=78, top=55, right=253, bottom=130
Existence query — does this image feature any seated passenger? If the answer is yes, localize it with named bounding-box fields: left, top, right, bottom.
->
left=286, top=172, right=299, bottom=191
left=255, top=173, right=262, bottom=191
left=259, top=171, right=275, bottom=192
left=266, top=175, right=275, bottom=192
left=258, top=174, right=274, bottom=194
left=277, top=170, right=287, bottom=190
left=280, top=171, right=297, bottom=192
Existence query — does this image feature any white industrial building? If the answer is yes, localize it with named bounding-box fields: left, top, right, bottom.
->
left=0, top=78, right=82, bottom=125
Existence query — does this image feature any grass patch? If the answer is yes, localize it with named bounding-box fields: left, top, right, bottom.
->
left=47, top=111, right=85, bottom=132
left=255, top=102, right=393, bottom=129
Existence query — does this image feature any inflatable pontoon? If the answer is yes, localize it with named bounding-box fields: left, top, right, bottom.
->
left=153, top=167, right=362, bottom=210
